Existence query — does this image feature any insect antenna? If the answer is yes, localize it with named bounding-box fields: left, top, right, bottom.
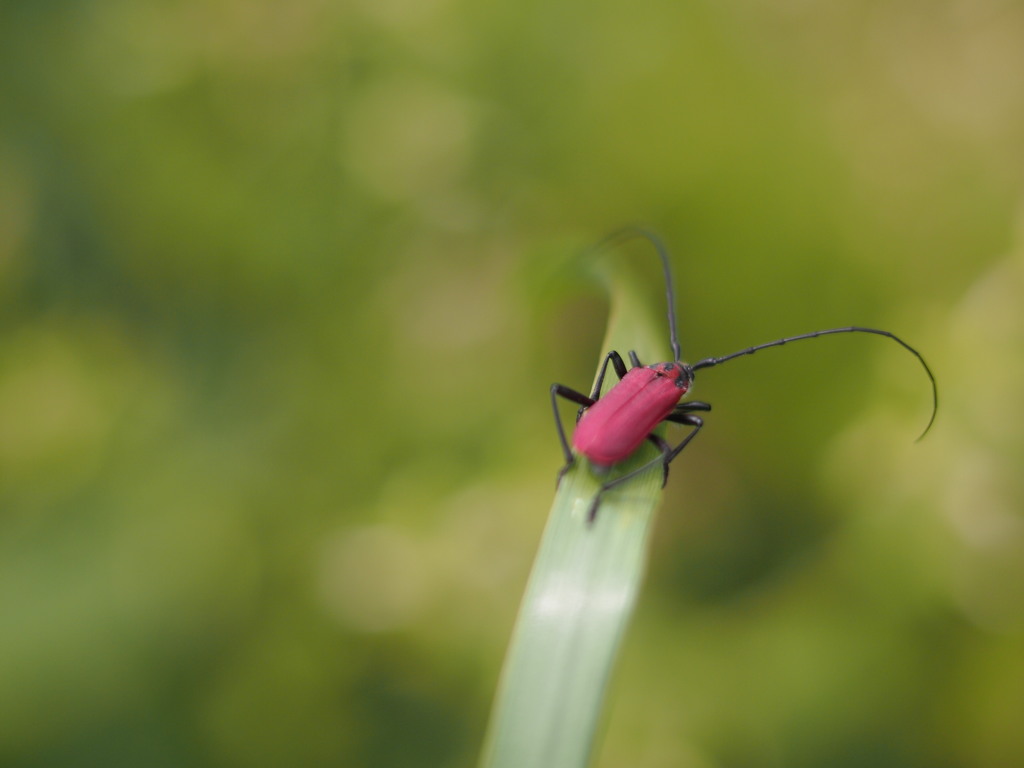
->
left=591, top=226, right=682, bottom=362
left=690, top=326, right=938, bottom=440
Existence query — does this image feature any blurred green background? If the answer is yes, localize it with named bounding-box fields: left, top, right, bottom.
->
left=2, top=0, right=1022, bottom=766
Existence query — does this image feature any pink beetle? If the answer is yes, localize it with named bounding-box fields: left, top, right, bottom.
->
left=550, top=228, right=937, bottom=523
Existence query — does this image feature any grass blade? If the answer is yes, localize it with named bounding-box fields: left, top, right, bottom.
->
left=480, top=246, right=674, bottom=768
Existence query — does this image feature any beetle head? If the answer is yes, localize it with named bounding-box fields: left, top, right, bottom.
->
left=649, top=361, right=694, bottom=391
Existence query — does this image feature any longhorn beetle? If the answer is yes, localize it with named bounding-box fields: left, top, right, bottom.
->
left=550, top=227, right=938, bottom=524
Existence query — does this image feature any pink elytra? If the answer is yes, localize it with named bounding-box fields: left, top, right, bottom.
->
left=573, top=362, right=693, bottom=467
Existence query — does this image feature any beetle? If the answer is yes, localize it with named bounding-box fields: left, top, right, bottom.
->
left=550, top=227, right=938, bottom=523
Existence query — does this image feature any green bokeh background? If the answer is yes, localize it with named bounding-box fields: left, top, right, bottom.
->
left=2, top=1, right=1022, bottom=767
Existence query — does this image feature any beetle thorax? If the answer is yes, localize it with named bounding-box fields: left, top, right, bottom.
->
left=647, top=361, right=694, bottom=392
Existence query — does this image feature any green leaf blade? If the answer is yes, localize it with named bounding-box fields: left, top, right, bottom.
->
left=481, top=240, right=675, bottom=768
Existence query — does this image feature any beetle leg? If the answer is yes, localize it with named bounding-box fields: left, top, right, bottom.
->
left=646, top=434, right=672, bottom=486
left=551, top=384, right=595, bottom=485
left=588, top=350, right=629, bottom=398
left=587, top=414, right=704, bottom=524
left=628, top=350, right=642, bottom=368
left=662, top=414, right=704, bottom=464
left=667, top=401, right=711, bottom=420
left=580, top=350, right=629, bottom=421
